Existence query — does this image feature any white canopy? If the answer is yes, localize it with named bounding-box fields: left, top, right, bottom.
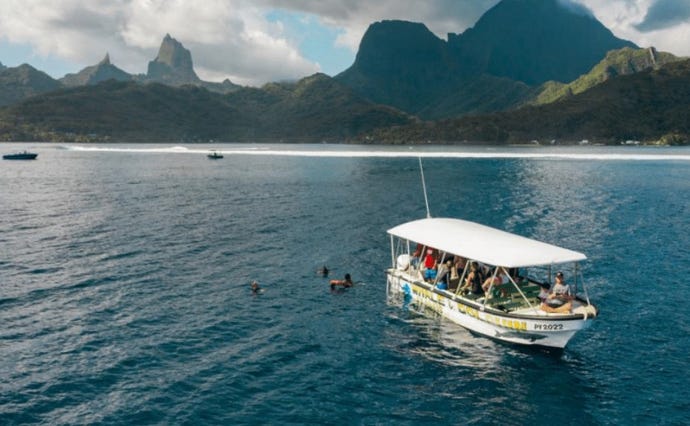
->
left=387, top=218, right=586, bottom=268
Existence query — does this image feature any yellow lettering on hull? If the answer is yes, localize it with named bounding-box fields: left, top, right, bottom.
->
left=408, top=282, right=527, bottom=331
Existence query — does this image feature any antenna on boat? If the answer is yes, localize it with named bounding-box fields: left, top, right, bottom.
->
left=418, top=157, right=431, bottom=218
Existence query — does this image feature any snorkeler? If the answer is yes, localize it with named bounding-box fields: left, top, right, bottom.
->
left=330, top=273, right=353, bottom=289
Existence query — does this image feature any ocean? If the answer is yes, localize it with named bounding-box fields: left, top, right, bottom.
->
left=1, top=143, right=689, bottom=425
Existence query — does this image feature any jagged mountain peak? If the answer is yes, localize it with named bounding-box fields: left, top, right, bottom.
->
left=60, top=53, right=132, bottom=87
left=449, top=0, right=637, bottom=84
left=146, top=34, right=200, bottom=85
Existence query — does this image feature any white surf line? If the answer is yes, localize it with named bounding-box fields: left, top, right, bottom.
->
left=63, top=145, right=690, bottom=161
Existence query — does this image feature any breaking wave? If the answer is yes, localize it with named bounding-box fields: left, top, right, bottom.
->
left=62, top=144, right=690, bottom=161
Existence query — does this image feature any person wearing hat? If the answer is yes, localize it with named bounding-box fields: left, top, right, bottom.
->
left=551, top=272, right=571, bottom=300
left=540, top=272, right=573, bottom=313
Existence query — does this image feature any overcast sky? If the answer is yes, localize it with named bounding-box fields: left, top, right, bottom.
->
left=1, top=0, right=689, bottom=86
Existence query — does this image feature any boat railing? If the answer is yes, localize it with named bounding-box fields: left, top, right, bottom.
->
left=482, top=267, right=539, bottom=314
left=389, top=235, right=592, bottom=315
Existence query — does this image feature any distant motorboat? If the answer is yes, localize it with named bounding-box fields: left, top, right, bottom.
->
left=207, top=151, right=223, bottom=159
left=3, top=150, right=38, bottom=160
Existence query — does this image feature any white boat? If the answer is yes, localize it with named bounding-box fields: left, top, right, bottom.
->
left=386, top=218, right=598, bottom=349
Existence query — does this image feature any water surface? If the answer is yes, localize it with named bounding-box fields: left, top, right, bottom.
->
left=1, top=143, right=689, bottom=424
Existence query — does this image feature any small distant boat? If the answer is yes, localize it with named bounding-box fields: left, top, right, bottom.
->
left=3, top=151, right=38, bottom=160
left=207, top=151, right=223, bottom=159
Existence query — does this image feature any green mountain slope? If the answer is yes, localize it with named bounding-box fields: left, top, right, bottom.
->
left=0, top=64, right=63, bottom=107
left=0, top=74, right=412, bottom=142
left=366, top=59, right=690, bottom=144
left=532, top=47, right=681, bottom=105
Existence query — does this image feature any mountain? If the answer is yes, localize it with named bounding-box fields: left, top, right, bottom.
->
left=532, top=47, right=681, bottom=105
left=0, top=74, right=412, bottom=142
left=336, top=20, right=459, bottom=114
left=336, top=0, right=637, bottom=119
left=0, top=62, right=6, bottom=71
left=448, top=0, right=637, bottom=85
left=0, top=64, right=63, bottom=107
left=142, top=34, right=240, bottom=93
left=146, top=34, right=201, bottom=85
left=60, top=53, right=133, bottom=86
left=367, top=59, right=690, bottom=145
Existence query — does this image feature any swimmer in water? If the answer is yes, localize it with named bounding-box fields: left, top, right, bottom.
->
left=251, top=280, right=262, bottom=294
left=330, top=273, right=353, bottom=289
left=317, top=266, right=329, bottom=277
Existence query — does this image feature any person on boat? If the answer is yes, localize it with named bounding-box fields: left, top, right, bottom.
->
left=541, top=272, right=572, bottom=313
left=537, top=282, right=551, bottom=303
left=551, top=272, right=572, bottom=300
left=482, top=267, right=512, bottom=294
left=448, top=257, right=462, bottom=290
left=434, top=259, right=452, bottom=290
left=411, top=243, right=424, bottom=267
left=423, top=249, right=437, bottom=281
left=453, top=256, right=467, bottom=275
left=330, top=273, right=353, bottom=289
left=460, top=262, right=484, bottom=296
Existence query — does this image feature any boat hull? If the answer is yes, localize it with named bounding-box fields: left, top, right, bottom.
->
left=387, top=269, right=593, bottom=349
left=3, top=153, right=38, bottom=160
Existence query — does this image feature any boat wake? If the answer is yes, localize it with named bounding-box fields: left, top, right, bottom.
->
left=62, top=145, right=690, bottom=161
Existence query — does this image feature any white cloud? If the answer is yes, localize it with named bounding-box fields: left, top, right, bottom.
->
left=256, top=0, right=499, bottom=50
left=0, top=0, right=688, bottom=86
left=576, top=0, right=690, bottom=56
left=0, top=0, right=320, bottom=85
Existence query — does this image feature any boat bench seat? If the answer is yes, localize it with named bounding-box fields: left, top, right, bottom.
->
left=487, top=297, right=512, bottom=306
left=512, top=287, right=541, bottom=299
left=494, top=301, right=525, bottom=312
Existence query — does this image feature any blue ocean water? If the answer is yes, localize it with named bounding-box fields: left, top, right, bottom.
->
left=1, top=143, right=689, bottom=425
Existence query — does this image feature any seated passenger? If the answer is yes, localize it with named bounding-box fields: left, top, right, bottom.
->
left=423, top=249, right=437, bottom=281
left=550, top=272, right=572, bottom=300
left=434, top=259, right=452, bottom=290
left=541, top=272, right=572, bottom=313
left=460, top=263, right=484, bottom=296
left=537, top=282, right=551, bottom=303
left=411, top=243, right=424, bottom=268
left=482, top=268, right=512, bottom=293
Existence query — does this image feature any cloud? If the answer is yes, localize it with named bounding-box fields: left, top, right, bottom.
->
left=575, top=0, right=690, bottom=55
left=0, top=0, right=321, bottom=85
left=0, top=0, right=499, bottom=85
left=635, top=0, right=690, bottom=32
left=256, top=0, right=499, bottom=50
left=557, top=0, right=594, bottom=17
left=0, top=0, right=688, bottom=86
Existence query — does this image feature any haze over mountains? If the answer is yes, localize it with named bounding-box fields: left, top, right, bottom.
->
left=0, top=0, right=688, bottom=144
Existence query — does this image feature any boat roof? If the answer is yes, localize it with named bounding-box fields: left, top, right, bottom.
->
left=387, top=218, right=586, bottom=268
